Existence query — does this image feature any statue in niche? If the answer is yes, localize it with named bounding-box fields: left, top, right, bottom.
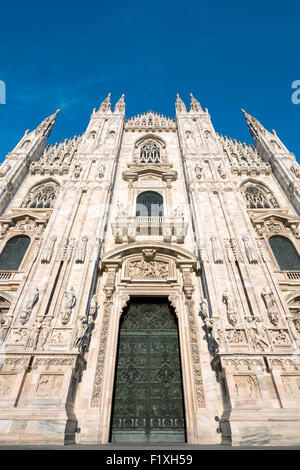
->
left=205, top=317, right=224, bottom=353
left=26, top=317, right=43, bottom=350
left=37, top=316, right=53, bottom=349
left=117, top=200, right=127, bottom=217
left=20, top=288, right=39, bottom=325
left=200, top=298, right=209, bottom=321
left=185, top=130, right=197, bottom=153
left=261, top=287, right=279, bottom=326
left=223, top=290, right=238, bottom=327
left=0, top=315, right=12, bottom=344
left=246, top=317, right=270, bottom=350
left=62, top=287, right=76, bottom=325
left=194, top=163, right=204, bottom=180
left=174, top=206, right=183, bottom=217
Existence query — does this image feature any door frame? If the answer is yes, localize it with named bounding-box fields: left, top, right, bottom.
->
left=108, top=295, right=187, bottom=443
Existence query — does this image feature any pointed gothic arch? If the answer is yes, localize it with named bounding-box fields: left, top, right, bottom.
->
left=22, top=180, right=59, bottom=209
left=133, top=134, right=167, bottom=164
left=241, top=181, right=279, bottom=209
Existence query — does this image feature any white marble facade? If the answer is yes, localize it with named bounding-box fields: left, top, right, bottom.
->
left=0, top=93, right=299, bottom=445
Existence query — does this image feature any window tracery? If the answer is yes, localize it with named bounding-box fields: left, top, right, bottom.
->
left=22, top=182, right=59, bottom=209
left=140, top=142, right=161, bottom=163
left=242, top=184, right=278, bottom=209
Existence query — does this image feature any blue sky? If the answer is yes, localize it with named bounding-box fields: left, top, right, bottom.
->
left=0, top=0, right=299, bottom=160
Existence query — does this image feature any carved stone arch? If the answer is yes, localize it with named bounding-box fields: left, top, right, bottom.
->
left=0, top=290, right=14, bottom=304
left=286, top=291, right=300, bottom=309
left=133, top=134, right=167, bottom=163
left=22, top=178, right=60, bottom=209
left=240, top=178, right=279, bottom=209
left=0, top=290, right=13, bottom=316
left=101, top=240, right=197, bottom=266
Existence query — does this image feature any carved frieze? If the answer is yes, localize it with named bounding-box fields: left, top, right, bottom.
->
left=234, top=375, right=261, bottom=399
left=226, top=329, right=247, bottom=344
left=182, top=270, right=206, bottom=408
left=127, top=260, right=169, bottom=280
left=282, top=375, right=300, bottom=399
left=6, top=328, right=28, bottom=345
left=0, top=374, right=15, bottom=397
left=91, top=289, right=114, bottom=407
left=269, top=329, right=291, bottom=346
left=36, top=374, right=63, bottom=398
left=49, top=329, right=72, bottom=346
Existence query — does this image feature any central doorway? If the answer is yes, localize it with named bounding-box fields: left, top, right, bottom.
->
left=110, top=297, right=186, bottom=443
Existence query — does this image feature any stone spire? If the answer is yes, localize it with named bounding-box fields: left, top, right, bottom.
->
left=189, top=93, right=203, bottom=113
left=241, top=109, right=267, bottom=139
left=34, top=109, right=60, bottom=138
left=114, top=94, right=125, bottom=114
left=175, top=94, right=187, bottom=113
left=98, top=93, right=111, bottom=113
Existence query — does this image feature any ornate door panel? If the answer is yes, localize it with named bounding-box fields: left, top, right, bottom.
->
left=110, top=298, right=186, bottom=443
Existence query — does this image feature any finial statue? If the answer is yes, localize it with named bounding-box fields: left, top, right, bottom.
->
left=190, top=93, right=202, bottom=112
left=175, top=94, right=187, bottom=113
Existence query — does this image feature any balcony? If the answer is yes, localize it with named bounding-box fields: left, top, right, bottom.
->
left=0, top=270, right=24, bottom=282
left=112, top=216, right=188, bottom=243
left=284, top=271, right=300, bottom=281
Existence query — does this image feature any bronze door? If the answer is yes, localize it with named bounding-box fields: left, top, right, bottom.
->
left=110, top=298, right=186, bottom=442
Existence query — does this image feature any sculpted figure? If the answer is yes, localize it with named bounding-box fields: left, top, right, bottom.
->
left=247, top=317, right=270, bottom=350
left=62, top=287, right=76, bottom=325
left=261, top=287, right=279, bottom=326
left=20, top=288, right=39, bottom=325
left=200, top=298, right=209, bottom=321
left=223, top=290, right=238, bottom=327
left=205, top=317, right=223, bottom=353
left=74, top=311, right=94, bottom=352
left=0, top=316, right=11, bottom=344
left=174, top=206, right=183, bottom=217
left=27, top=317, right=43, bottom=349
left=194, top=163, right=203, bottom=180
left=37, top=316, right=53, bottom=349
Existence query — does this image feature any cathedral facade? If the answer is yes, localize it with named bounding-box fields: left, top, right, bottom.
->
left=0, top=93, right=300, bottom=445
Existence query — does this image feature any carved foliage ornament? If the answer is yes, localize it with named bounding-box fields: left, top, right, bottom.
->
left=182, top=269, right=206, bottom=407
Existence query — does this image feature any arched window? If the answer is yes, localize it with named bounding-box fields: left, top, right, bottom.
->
left=0, top=296, right=10, bottom=314
left=22, top=182, right=58, bottom=209
left=140, top=143, right=160, bottom=163
left=136, top=191, right=163, bottom=217
left=0, top=235, right=30, bottom=271
left=243, top=184, right=278, bottom=209
left=269, top=235, right=300, bottom=271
